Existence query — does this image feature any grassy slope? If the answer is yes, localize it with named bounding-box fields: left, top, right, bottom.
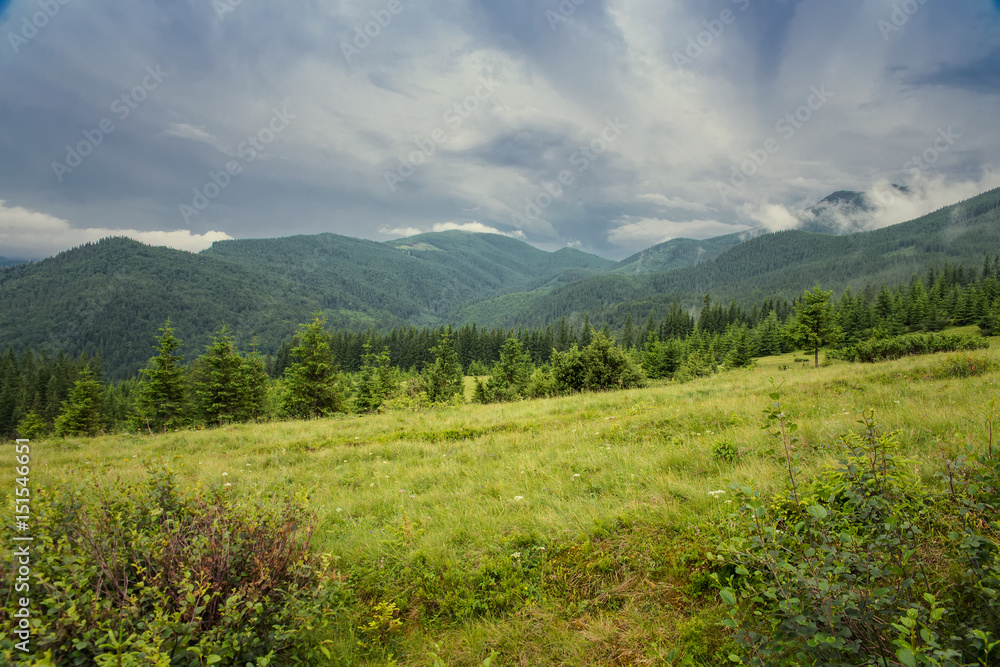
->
left=25, top=336, right=999, bottom=665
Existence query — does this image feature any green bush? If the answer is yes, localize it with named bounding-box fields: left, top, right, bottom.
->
left=0, top=464, right=346, bottom=665
left=713, top=395, right=1000, bottom=666
left=832, top=331, right=988, bottom=363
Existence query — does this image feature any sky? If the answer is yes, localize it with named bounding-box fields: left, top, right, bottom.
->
left=0, top=0, right=999, bottom=261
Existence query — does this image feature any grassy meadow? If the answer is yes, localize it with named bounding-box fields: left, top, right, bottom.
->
left=15, top=336, right=1000, bottom=665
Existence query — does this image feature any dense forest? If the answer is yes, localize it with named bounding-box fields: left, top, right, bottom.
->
left=2, top=187, right=998, bottom=379
left=3, top=258, right=996, bottom=440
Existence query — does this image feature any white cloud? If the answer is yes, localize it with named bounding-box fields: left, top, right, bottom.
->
left=0, top=200, right=232, bottom=258
left=378, top=226, right=423, bottom=238
left=163, top=123, right=230, bottom=154
left=636, top=193, right=713, bottom=213
left=432, top=221, right=525, bottom=239
left=607, top=217, right=744, bottom=246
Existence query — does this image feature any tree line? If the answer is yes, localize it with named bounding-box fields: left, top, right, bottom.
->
left=2, top=259, right=997, bottom=438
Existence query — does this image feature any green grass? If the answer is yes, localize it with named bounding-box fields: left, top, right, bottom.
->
left=18, top=339, right=1000, bottom=665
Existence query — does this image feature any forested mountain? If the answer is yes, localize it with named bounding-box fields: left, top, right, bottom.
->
left=0, top=232, right=610, bottom=377
left=610, top=230, right=761, bottom=275
left=0, top=256, right=26, bottom=268
left=2, top=187, right=998, bottom=377
left=462, top=187, right=1000, bottom=329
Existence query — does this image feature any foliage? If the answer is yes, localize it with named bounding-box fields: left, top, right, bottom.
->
left=422, top=330, right=464, bottom=404
left=0, top=464, right=346, bottom=665
left=132, top=320, right=189, bottom=432
left=788, top=284, right=843, bottom=367
left=192, top=325, right=248, bottom=426
left=54, top=364, right=105, bottom=437
left=714, top=392, right=1000, bottom=666
left=353, top=341, right=398, bottom=414
left=473, top=338, right=533, bottom=403
left=282, top=314, right=345, bottom=419
left=550, top=333, right=645, bottom=393
left=832, top=331, right=989, bottom=363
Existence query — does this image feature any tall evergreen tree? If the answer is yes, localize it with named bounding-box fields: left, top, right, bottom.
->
left=353, top=341, right=397, bottom=414
left=238, top=343, right=269, bottom=422
left=283, top=314, right=345, bottom=419
left=193, top=325, right=246, bottom=426
left=423, top=329, right=464, bottom=403
left=133, top=320, right=188, bottom=433
left=54, top=364, right=105, bottom=437
left=789, top=285, right=843, bottom=367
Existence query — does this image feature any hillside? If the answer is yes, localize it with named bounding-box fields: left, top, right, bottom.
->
left=13, top=343, right=1000, bottom=664
left=472, top=186, right=1000, bottom=328
left=610, top=229, right=759, bottom=275
left=0, top=232, right=611, bottom=377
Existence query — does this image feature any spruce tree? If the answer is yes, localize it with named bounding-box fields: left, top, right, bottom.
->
left=193, top=325, right=246, bottom=426
left=238, top=344, right=269, bottom=422
left=54, top=364, right=105, bottom=437
left=353, top=341, right=397, bottom=414
left=789, top=285, right=843, bottom=367
left=423, top=330, right=463, bottom=403
left=134, top=320, right=188, bottom=433
left=283, top=314, right=345, bottom=419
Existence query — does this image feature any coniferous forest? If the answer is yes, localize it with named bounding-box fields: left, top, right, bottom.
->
left=3, top=257, right=996, bottom=440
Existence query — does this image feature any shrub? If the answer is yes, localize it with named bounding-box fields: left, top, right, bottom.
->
left=713, top=393, right=1000, bottom=666
left=832, top=331, right=988, bottom=363
left=0, top=464, right=346, bottom=664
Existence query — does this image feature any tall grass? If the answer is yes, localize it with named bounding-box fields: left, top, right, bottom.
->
left=13, top=340, right=998, bottom=665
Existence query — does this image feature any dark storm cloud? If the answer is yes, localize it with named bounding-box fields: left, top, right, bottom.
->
left=1, top=0, right=999, bottom=260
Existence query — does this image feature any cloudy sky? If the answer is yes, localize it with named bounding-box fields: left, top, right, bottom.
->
left=1, top=0, right=998, bottom=260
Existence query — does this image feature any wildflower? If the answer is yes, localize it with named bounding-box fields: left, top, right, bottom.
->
left=514, top=496, right=524, bottom=501
left=573, top=474, right=580, bottom=478
left=708, top=490, right=726, bottom=497
left=336, top=508, right=342, bottom=512
left=222, top=472, right=229, bottom=476
left=512, top=552, right=521, bottom=559
left=224, top=483, right=232, bottom=487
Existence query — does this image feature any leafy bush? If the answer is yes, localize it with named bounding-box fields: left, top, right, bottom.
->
left=551, top=334, right=645, bottom=393
left=712, top=393, right=1000, bottom=666
left=0, top=464, right=346, bottom=665
left=832, top=331, right=988, bottom=363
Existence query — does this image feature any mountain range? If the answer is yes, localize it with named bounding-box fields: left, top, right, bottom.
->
left=2, top=186, right=998, bottom=377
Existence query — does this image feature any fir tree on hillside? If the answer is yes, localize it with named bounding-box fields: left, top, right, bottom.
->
left=54, top=364, right=105, bottom=437
left=789, top=285, right=843, bottom=367
left=283, top=314, right=345, bottom=418
left=423, top=329, right=463, bottom=403
left=133, top=320, right=188, bottom=433
left=193, top=326, right=246, bottom=426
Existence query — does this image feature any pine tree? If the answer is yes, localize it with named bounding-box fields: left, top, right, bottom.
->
left=354, top=341, right=397, bottom=414
left=133, top=320, right=188, bottom=433
left=725, top=326, right=754, bottom=368
left=54, top=364, right=105, bottom=437
left=789, top=285, right=843, bottom=367
left=193, top=325, right=246, bottom=426
left=580, top=314, right=593, bottom=347
left=238, top=343, right=269, bottom=422
left=423, top=329, right=464, bottom=403
left=622, top=312, right=634, bottom=350
left=283, top=314, right=345, bottom=419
